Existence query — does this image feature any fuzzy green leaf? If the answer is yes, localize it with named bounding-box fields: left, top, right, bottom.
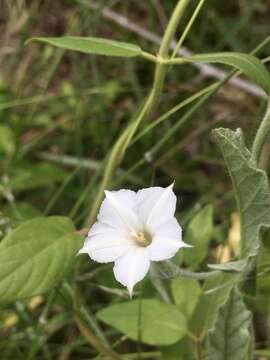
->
left=27, top=36, right=142, bottom=57
left=184, top=52, right=270, bottom=94
left=208, top=259, right=248, bottom=272
left=205, top=287, right=252, bottom=360
left=97, top=299, right=186, bottom=345
left=213, top=128, right=270, bottom=260
left=190, top=273, right=239, bottom=334
left=0, top=216, right=83, bottom=304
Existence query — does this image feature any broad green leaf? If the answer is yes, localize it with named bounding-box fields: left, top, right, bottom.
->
left=205, top=287, right=252, bottom=360
left=190, top=272, right=240, bottom=335
left=27, top=36, right=142, bottom=58
left=184, top=52, right=270, bottom=94
left=183, top=205, right=214, bottom=268
left=213, top=128, right=270, bottom=260
left=171, top=278, right=201, bottom=318
left=97, top=299, right=186, bottom=345
left=0, top=125, right=15, bottom=156
left=0, top=216, right=83, bottom=303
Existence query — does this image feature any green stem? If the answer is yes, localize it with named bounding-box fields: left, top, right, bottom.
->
left=64, top=282, right=119, bottom=359
left=159, top=57, right=203, bottom=65
left=196, top=337, right=203, bottom=360
left=141, top=51, right=158, bottom=63
left=158, top=0, right=191, bottom=57
left=252, top=97, right=270, bottom=165
left=85, top=0, right=191, bottom=227
left=177, top=268, right=220, bottom=280
left=171, top=0, right=206, bottom=59
left=137, top=283, right=143, bottom=358
left=130, top=83, right=216, bottom=145
left=76, top=316, right=122, bottom=360
left=85, top=129, right=133, bottom=227
left=64, top=282, right=108, bottom=345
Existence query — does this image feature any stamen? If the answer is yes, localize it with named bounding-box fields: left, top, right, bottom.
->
left=135, top=230, right=152, bottom=247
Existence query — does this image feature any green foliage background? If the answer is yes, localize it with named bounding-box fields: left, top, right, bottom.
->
left=0, top=0, right=270, bottom=359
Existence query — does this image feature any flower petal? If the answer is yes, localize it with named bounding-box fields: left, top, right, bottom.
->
left=136, top=184, right=176, bottom=230
left=153, top=217, right=182, bottom=238
left=87, top=221, right=117, bottom=236
left=98, top=189, right=140, bottom=231
left=79, top=222, right=133, bottom=263
left=149, top=217, right=189, bottom=261
left=113, top=247, right=150, bottom=296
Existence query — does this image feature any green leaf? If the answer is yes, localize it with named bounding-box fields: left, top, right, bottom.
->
left=183, top=205, right=214, bottom=268
left=184, top=52, right=270, bottom=94
left=262, top=227, right=270, bottom=248
left=10, top=163, right=66, bottom=191
left=171, top=278, right=201, bottom=318
left=27, top=36, right=142, bottom=58
left=0, top=216, right=83, bottom=303
left=213, top=128, right=270, bottom=259
left=151, top=260, right=182, bottom=279
left=2, top=202, right=42, bottom=222
left=205, top=287, right=252, bottom=360
left=190, top=272, right=240, bottom=335
left=208, top=259, right=248, bottom=272
left=257, top=245, right=270, bottom=294
left=97, top=299, right=187, bottom=345
left=0, top=125, right=15, bottom=156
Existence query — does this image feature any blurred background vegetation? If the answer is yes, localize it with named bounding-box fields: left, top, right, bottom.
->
left=0, top=0, right=270, bottom=359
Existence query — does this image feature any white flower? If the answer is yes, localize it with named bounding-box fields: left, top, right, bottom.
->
left=79, top=184, right=189, bottom=296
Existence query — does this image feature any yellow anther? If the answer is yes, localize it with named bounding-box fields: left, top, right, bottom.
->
left=135, top=230, right=152, bottom=247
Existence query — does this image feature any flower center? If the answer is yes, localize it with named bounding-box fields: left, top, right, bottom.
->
left=135, top=230, right=152, bottom=247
